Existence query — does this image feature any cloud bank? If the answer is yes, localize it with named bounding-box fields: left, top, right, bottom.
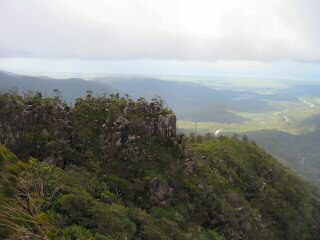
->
left=0, top=0, right=319, bottom=62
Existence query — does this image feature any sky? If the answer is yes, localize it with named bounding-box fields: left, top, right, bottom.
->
left=0, top=0, right=319, bottom=80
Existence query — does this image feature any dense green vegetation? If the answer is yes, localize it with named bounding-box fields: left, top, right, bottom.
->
left=1, top=91, right=320, bottom=240
left=246, top=130, right=320, bottom=184
left=2, top=70, right=320, bottom=189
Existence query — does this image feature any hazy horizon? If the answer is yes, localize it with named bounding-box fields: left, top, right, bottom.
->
left=1, top=0, right=319, bottom=83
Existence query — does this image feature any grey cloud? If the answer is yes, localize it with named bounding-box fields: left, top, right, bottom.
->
left=0, top=0, right=319, bottom=62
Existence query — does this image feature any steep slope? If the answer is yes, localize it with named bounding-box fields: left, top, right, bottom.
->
left=247, top=130, right=320, bottom=184
left=0, top=92, right=320, bottom=240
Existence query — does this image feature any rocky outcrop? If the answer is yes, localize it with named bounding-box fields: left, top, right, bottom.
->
left=124, top=100, right=176, bottom=137
left=158, top=113, right=176, bottom=137
left=101, top=100, right=178, bottom=161
left=185, top=158, right=196, bottom=174
left=149, top=177, right=173, bottom=205
left=0, top=93, right=179, bottom=165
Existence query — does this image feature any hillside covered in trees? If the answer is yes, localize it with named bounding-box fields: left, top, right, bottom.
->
left=246, top=130, right=320, bottom=184
left=1, top=91, right=320, bottom=240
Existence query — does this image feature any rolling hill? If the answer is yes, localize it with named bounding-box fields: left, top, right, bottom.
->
left=0, top=70, right=278, bottom=123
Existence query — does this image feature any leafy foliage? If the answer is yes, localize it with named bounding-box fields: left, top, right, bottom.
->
left=0, top=91, right=320, bottom=239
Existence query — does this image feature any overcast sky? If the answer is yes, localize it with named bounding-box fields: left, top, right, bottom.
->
left=0, top=0, right=319, bottom=79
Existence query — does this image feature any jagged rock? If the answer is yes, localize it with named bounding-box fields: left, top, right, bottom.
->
left=101, top=100, right=178, bottom=161
left=149, top=177, right=173, bottom=205
left=122, top=101, right=177, bottom=138
left=185, top=159, right=196, bottom=174
left=1, top=94, right=178, bottom=166
left=160, top=113, right=176, bottom=137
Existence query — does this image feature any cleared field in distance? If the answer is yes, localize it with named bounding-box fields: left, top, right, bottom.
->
left=178, top=96, right=320, bottom=135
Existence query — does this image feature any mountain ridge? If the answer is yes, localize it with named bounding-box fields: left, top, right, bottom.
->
left=0, top=70, right=279, bottom=123
left=0, top=91, right=320, bottom=239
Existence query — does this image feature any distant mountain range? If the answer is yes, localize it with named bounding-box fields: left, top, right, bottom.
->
left=0, top=70, right=279, bottom=123
left=0, top=70, right=112, bottom=101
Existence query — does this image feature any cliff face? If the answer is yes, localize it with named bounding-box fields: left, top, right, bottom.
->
left=124, top=100, right=176, bottom=137
left=0, top=92, right=178, bottom=165
left=102, top=100, right=178, bottom=162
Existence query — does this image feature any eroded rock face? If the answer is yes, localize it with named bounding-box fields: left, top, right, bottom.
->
left=149, top=177, right=173, bottom=205
left=0, top=98, right=72, bottom=165
left=0, top=94, right=179, bottom=165
left=159, top=114, right=176, bottom=137
left=124, top=101, right=176, bottom=138
left=185, top=159, right=196, bottom=174
left=102, top=101, right=177, bottom=160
